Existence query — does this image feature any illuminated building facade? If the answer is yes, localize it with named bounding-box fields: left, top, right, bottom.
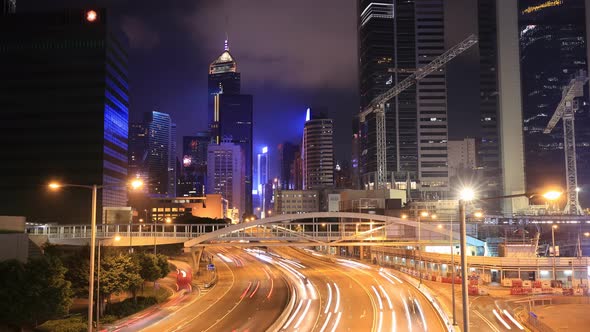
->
left=358, top=0, right=449, bottom=199
left=207, top=142, right=245, bottom=218
left=0, top=9, right=129, bottom=223
left=303, top=109, right=334, bottom=190
left=179, top=132, right=209, bottom=197
left=142, top=111, right=176, bottom=198
left=254, top=146, right=269, bottom=216
left=208, top=42, right=253, bottom=214
left=518, top=0, right=590, bottom=197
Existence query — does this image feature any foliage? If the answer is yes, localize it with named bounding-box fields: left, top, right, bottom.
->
left=105, top=296, right=158, bottom=317
left=0, top=257, right=73, bottom=329
left=99, top=254, right=143, bottom=303
left=36, top=316, right=86, bottom=332
left=62, top=250, right=89, bottom=298
left=156, top=254, right=171, bottom=278
left=25, top=256, right=73, bottom=324
left=0, top=259, right=28, bottom=328
left=134, top=253, right=162, bottom=283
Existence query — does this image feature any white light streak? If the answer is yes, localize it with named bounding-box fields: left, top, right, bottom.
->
left=372, top=285, right=384, bottom=310
left=330, top=312, right=342, bottom=332
left=503, top=310, right=523, bottom=330
left=284, top=299, right=304, bottom=328
left=378, top=285, right=393, bottom=310
left=319, top=312, right=333, bottom=332
left=324, top=283, right=333, bottom=314
left=493, top=309, right=511, bottom=330
left=333, top=282, right=341, bottom=313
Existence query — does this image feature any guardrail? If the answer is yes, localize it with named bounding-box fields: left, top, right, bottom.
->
left=373, top=247, right=590, bottom=269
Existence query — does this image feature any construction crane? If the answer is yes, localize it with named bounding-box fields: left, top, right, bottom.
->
left=359, top=34, right=478, bottom=189
left=543, top=71, right=587, bottom=215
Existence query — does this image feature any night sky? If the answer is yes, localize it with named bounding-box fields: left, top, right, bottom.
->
left=20, top=0, right=480, bottom=177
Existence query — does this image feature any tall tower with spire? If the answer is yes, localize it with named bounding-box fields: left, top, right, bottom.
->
left=207, top=37, right=253, bottom=216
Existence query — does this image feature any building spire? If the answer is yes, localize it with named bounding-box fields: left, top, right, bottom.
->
left=224, top=32, right=229, bottom=51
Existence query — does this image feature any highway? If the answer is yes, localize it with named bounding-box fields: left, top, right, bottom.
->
left=112, top=247, right=289, bottom=332
left=270, top=247, right=448, bottom=332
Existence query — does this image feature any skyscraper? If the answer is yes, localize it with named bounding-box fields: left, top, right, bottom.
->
left=303, top=109, right=334, bottom=190
left=207, top=142, right=245, bottom=218
left=0, top=8, right=128, bottom=223
left=255, top=146, right=269, bottom=216
left=208, top=42, right=253, bottom=214
left=179, top=132, right=210, bottom=197
left=208, top=40, right=241, bottom=137
left=518, top=0, right=590, bottom=197
left=358, top=0, right=449, bottom=199
left=142, top=111, right=176, bottom=198
left=129, top=123, right=149, bottom=192
left=477, top=0, right=528, bottom=214
left=278, top=142, right=299, bottom=190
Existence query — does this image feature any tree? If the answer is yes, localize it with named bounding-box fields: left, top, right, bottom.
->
left=134, top=253, right=161, bottom=291
left=24, top=256, right=73, bottom=325
left=0, top=257, right=73, bottom=329
left=100, top=254, right=142, bottom=306
left=0, top=259, right=28, bottom=329
left=62, top=249, right=89, bottom=298
left=156, top=254, right=170, bottom=279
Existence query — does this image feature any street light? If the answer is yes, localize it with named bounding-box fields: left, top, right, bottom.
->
left=454, top=188, right=561, bottom=332
left=48, top=179, right=142, bottom=332
left=551, top=224, right=558, bottom=282
left=96, top=235, right=120, bottom=330
left=458, top=187, right=475, bottom=332
left=417, top=211, right=430, bottom=288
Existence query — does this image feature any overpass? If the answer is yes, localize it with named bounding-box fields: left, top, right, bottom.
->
left=26, top=212, right=486, bottom=249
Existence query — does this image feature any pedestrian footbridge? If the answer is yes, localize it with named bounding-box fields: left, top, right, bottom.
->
left=26, top=212, right=485, bottom=249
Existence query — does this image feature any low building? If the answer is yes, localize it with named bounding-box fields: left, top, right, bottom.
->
left=274, top=190, right=319, bottom=214
left=145, top=194, right=225, bottom=222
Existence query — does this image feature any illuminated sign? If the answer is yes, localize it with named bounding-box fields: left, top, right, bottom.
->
left=522, top=0, right=562, bottom=14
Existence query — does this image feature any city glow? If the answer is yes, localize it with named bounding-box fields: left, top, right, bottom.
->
left=459, top=188, right=475, bottom=201
left=401, top=214, right=408, bottom=219
left=420, top=211, right=429, bottom=218
left=474, top=211, right=484, bottom=218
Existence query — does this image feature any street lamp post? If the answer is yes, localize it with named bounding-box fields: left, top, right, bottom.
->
left=552, top=225, right=558, bottom=282
left=96, top=235, right=120, bottom=330
left=48, top=179, right=142, bottom=332
left=455, top=188, right=561, bottom=332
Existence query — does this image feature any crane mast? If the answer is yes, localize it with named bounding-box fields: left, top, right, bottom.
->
left=359, top=34, right=478, bottom=189
left=543, top=71, right=587, bottom=215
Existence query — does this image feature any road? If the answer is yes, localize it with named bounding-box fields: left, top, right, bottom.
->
left=271, top=247, right=448, bottom=332
left=111, top=247, right=289, bottom=332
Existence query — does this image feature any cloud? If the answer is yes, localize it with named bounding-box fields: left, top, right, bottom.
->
left=182, top=0, right=357, bottom=90
left=121, top=16, right=160, bottom=49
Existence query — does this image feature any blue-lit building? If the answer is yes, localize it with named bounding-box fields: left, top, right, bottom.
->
left=254, top=146, right=269, bottom=216
left=141, top=111, right=176, bottom=198
left=0, top=8, right=129, bottom=223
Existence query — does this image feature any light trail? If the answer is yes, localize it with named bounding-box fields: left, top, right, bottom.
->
left=378, top=311, right=384, bottom=332
left=330, top=312, right=342, bottom=332
left=267, top=277, right=274, bottom=299
left=493, top=309, right=512, bottom=330
left=391, top=311, right=397, bottom=332
left=217, top=253, right=233, bottom=263
left=324, top=283, right=333, bottom=314
left=333, top=282, right=341, bottom=313
left=319, top=312, right=333, bottom=332
left=378, top=285, right=393, bottom=310
left=401, top=295, right=412, bottom=332
left=294, top=299, right=313, bottom=329
left=414, top=298, right=428, bottom=331
left=371, top=286, right=384, bottom=310
left=240, top=282, right=252, bottom=300
left=503, top=309, right=524, bottom=330
left=249, top=280, right=260, bottom=298
left=283, top=299, right=304, bottom=329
